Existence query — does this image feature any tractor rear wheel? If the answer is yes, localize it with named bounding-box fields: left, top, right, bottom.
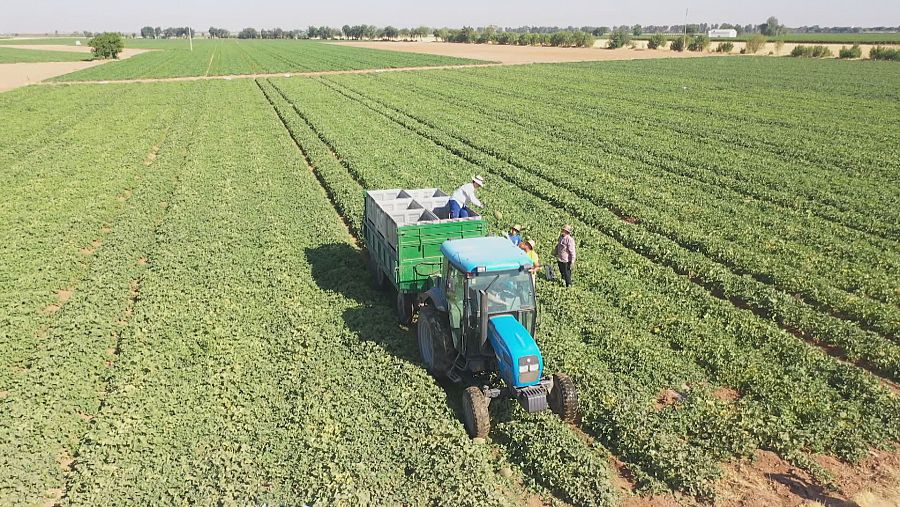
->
left=462, top=386, right=490, bottom=438
left=417, top=307, right=453, bottom=380
left=549, top=373, right=578, bottom=423
left=396, top=292, right=416, bottom=326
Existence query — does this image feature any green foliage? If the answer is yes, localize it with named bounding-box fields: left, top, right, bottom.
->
left=715, top=41, right=735, bottom=53
left=647, top=33, right=667, bottom=50
left=688, top=34, right=710, bottom=52
left=670, top=36, right=686, bottom=52
left=0, top=47, right=90, bottom=63
left=870, top=45, right=900, bottom=61
left=88, top=32, right=124, bottom=59
left=839, top=44, right=863, bottom=59
left=607, top=30, right=632, bottom=49
left=791, top=45, right=834, bottom=58
left=4, top=50, right=900, bottom=505
left=746, top=33, right=767, bottom=53
left=54, top=40, right=482, bottom=81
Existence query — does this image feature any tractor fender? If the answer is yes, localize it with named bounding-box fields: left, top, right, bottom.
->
left=418, top=287, right=448, bottom=313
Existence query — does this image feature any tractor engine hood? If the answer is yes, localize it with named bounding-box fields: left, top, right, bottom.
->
left=487, top=315, right=543, bottom=388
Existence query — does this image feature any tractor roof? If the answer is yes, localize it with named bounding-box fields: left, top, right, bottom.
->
left=441, top=236, right=533, bottom=274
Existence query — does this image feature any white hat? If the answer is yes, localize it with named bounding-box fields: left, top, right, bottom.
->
left=472, top=175, right=484, bottom=186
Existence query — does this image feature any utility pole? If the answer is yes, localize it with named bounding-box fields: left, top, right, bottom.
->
left=684, top=8, right=689, bottom=43
left=189, top=27, right=193, bottom=51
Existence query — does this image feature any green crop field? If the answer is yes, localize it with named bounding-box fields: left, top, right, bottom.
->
left=1, top=54, right=898, bottom=506
left=0, top=47, right=90, bottom=63
left=51, top=39, right=484, bottom=81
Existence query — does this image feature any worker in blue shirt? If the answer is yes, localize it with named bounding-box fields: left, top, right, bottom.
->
left=507, top=225, right=522, bottom=246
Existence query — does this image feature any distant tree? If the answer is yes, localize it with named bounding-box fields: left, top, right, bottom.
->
left=154, top=27, right=161, bottom=38
left=594, top=26, right=610, bottom=36
left=399, top=28, right=411, bottom=40
left=647, top=33, right=667, bottom=49
left=433, top=27, right=450, bottom=41
left=140, top=26, right=155, bottom=39
left=631, top=24, right=643, bottom=36
left=209, top=27, right=229, bottom=38
left=607, top=29, right=632, bottom=49
left=454, top=26, right=477, bottom=43
left=670, top=35, right=686, bottom=52
left=759, top=16, right=783, bottom=36
left=88, top=32, right=124, bottom=59
left=687, top=34, right=710, bottom=51
left=342, top=25, right=351, bottom=39
left=550, top=31, right=574, bottom=47
left=572, top=31, right=595, bottom=47
left=745, top=33, right=767, bottom=53
left=382, top=26, right=399, bottom=39
left=686, top=24, right=699, bottom=35
left=477, top=26, right=497, bottom=43
left=415, top=26, right=430, bottom=40
left=307, top=26, right=319, bottom=39
left=238, top=27, right=259, bottom=39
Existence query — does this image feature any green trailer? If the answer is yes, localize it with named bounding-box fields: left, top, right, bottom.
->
left=364, top=188, right=487, bottom=324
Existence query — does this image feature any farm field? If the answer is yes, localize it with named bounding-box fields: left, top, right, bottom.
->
left=50, top=39, right=485, bottom=81
left=1, top=54, right=898, bottom=506
left=0, top=47, right=90, bottom=63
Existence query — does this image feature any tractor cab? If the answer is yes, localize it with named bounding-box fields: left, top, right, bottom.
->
left=440, top=237, right=537, bottom=375
left=416, top=236, right=578, bottom=438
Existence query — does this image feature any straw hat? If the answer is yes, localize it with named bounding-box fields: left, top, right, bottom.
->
left=511, top=224, right=522, bottom=232
left=472, top=175, right=484, bottom=187
left=562, top=224, right=573, bottom=233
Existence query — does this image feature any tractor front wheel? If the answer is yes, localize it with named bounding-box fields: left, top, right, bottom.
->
left=462, top=386, right=490, bottom=438
left=417, top=307, right=453, bottom=380
left=549, top=373, right=578, bottom=423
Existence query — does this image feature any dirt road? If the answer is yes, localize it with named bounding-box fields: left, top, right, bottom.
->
left=0, top=48, right=150, bottom=92
left=333, top=40, right=719, bottom=64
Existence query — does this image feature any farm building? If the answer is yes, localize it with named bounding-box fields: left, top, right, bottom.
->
left=708, top=29, right=738, bottom=38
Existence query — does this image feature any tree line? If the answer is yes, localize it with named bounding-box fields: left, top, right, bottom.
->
left=136, top=19, right=900, bottom=41
left=140, top=26, right=195, bottom=39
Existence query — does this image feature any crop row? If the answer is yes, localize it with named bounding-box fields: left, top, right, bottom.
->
left=454, top=62, right=900, bottom=237
left=257, top=78, right=619, bottom=503
left=0, top=83, right=199, bottom=505
left=263, top=72, right=899, bottom=498
left=52, top=39, right=483, bottom=81
left=347, top=71, right=900, bottom=339
left=315, top=74, right=900, bottom=380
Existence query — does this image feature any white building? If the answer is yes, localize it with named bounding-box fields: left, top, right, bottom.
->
left=708, top=29, right=738, bottom=38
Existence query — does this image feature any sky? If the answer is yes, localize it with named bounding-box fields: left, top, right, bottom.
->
left=2, top=0, right=898, bottom=34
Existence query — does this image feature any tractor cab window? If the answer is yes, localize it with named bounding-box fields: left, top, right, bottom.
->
left=468, top=270, right=536, bottom=315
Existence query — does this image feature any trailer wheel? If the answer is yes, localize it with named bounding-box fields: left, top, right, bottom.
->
left=417, top=307, right=453, bottom=380
left=462, top=386, right=490, bottom=438
left=396, top=292, right=416, bottom=326
left=549, top=373, right=578, bottom=423
left=367, top=252, right=386, bottom=290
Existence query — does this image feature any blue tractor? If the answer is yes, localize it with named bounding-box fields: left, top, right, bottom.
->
left=416, top=237, right=578, bottom=438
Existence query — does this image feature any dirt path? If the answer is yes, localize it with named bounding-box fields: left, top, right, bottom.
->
left=0, top=48, right=150, bottom=92
left=334, top=40, right=720, bottom=64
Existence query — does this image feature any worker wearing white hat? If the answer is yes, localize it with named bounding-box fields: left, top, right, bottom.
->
left=448, top=176, right=484, bottom=219
left=507, top=224, right=523, bottom=246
